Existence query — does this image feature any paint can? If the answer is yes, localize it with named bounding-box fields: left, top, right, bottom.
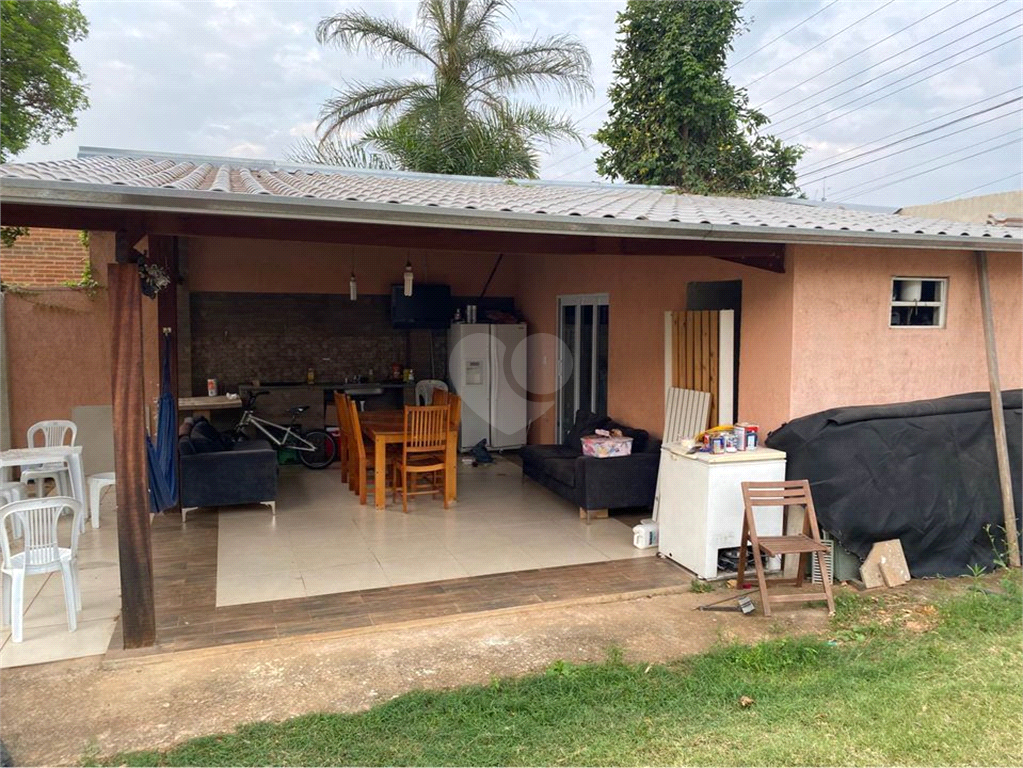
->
left=207, top=378, right=218, bottom=397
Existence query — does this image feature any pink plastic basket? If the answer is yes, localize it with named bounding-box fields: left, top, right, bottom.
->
left=581, top=435, right=633, bottom=458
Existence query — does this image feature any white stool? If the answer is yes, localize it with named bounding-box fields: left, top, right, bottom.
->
left=87, top=472, right=116, bottom=529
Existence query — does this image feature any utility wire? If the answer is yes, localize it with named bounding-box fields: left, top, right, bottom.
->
left=775, top=32, right=1023, bottom=139
left=833, top=133, right=1022, bottom=199
left=740, top=0, right=896, bottom=90
left=798, top=99, right=1022, bottom=184
left=768, top=5, right=1020, bottom=129
left=728, top=1, right=840, bottom=70
left=796, top=86, right=1022, bottom=174
left=936, top=172, right=1022, bottom=202
left=834, top=128, right=1022, bottom=197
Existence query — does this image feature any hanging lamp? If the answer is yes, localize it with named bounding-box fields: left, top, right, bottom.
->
left=349, top=248, right=358, bottom=301
left=403, top=254, right=414, bottom=297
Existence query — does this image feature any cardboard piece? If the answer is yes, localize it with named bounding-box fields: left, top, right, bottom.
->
left=860, top=539, right=911, bottom=589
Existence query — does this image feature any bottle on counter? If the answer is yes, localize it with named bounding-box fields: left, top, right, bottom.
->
left=368, top=368, right=374, bottom=382
left=307, top=367, right=315, bottom=385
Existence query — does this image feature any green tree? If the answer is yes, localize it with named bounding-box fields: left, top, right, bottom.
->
left=0, top=0, right=89, bottom=163
left=309, top=0, right=591, bottom=177
left=594, top=0, right=802, bottom=196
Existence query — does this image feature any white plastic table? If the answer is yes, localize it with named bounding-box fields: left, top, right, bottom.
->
left=0, top=446, right=86, bottom=506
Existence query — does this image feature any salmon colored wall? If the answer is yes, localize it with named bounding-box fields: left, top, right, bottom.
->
left=3, top=231, right=164, bottom=446
left=184, top=236, right=516, bottom=297
left=511, top=251, right=795, bottom=443
left=3, top=232, right=116, bottom=445
left=788, top=245, right=1023, bottom=417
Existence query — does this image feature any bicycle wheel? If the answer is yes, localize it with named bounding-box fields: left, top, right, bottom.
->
left=296, top=429, right=336, bottom=469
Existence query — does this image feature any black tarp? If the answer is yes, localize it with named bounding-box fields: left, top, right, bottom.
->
left=765, top=390, right=1022, bottom=577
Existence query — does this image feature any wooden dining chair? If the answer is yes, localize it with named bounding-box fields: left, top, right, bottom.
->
left=392, top=405, right=448, bottom=513
left=431, top=388, right=450, bottom=406
left=737, top=479, right=836, bottom=617
left=332, top=391, right=350, bottom=485
left=346, top=400, right=392, bottom=505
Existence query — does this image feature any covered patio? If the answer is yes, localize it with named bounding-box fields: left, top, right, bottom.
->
left=2, top=148, right=1018, bottom=656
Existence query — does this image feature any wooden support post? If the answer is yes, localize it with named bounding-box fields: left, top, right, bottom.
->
left=109, top=258, right=157, bottom=647
left=975, top=250, right=1020, bottom=568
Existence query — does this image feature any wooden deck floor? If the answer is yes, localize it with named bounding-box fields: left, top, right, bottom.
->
left=107, top=510, right=691, bottom=659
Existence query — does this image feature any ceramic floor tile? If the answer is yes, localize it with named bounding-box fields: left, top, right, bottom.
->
left=0, top=617, right=117, bottom=668
left=377, top=555, right=470, bottom=586
left=452, top=547, right=541, bottom=577
left=217, top=547, right=298, bottom=577
left=302, top=561, right=389, bottom=597
left=216, top=571, right=306, bottom=607
left=20, top=587, right=121, bottom=629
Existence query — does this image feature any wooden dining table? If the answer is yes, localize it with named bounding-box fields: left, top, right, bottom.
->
left=359, top=410, right=458, bottom=510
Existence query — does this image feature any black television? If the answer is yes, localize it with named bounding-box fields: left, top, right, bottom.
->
left=390, top=284, right=452, bottom=329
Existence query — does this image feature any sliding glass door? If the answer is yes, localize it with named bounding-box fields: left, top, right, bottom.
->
left=556, top=293, right=610, bottom=442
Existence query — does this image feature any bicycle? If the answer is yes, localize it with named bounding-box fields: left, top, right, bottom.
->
left=227, top=390, right=336, bottom=469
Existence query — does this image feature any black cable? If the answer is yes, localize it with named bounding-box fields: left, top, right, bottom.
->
left=740, top=0, right=896, bottom=90
left=769, top=7, right=1021, bottom=130
left=796, top=87, right=1021, bottom=173
left=728, top=1, right=840, bottom=70
left=775, top=32, right=1023, bottom=139
left=935, top=172, right=1023, bottom=203
left=832, top=134, right=1022, bottom=200
left=755, top=0, right=962, bottom=111
left=761, top=0, right=1006, bottom=118
left=798, top=100, right=1022, bottom=184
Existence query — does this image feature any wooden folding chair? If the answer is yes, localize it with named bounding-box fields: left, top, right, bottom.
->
left=346, top=400, right=392, bottom=505
left=392, top=405, right=448, bottom=513
left=737, top=480, right=835, bottom=617
left=332, top=391, right=350, bottom=485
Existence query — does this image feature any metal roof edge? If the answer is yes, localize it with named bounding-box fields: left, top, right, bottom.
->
left=2, top=177, right=1021, bottom=253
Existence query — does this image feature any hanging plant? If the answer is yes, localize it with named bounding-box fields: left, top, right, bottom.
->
left=138, top=257, right=171, bottom=298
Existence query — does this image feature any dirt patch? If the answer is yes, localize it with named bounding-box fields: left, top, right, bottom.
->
left=2, top=587, right=832, bottom=766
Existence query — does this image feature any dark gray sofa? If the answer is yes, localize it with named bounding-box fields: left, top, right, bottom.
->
left=520, top=410, right=661, bottom=517
left=178, top=418, right=278, bottom=522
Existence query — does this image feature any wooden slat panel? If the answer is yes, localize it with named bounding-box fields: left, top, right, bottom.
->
left=109, top=260, right=156, bottom=648
left=708, top=310, right=719, bottom=426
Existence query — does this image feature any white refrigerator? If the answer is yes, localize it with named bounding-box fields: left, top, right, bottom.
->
left=448, top=323, right=528, bottom=451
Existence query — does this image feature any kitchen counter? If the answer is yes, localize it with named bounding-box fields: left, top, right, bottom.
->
left=237, top=382, right=417, bottom=428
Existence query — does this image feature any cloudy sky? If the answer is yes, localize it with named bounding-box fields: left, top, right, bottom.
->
left=16, top=0, right=1023, bottom=207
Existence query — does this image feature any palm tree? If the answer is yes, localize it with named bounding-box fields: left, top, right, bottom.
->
left=310, top=0, right=592, bottom=178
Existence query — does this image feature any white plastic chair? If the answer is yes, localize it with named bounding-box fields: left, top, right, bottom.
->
left=87, top=472, right=116, bottom=529
left=21, top=420, right=78, bottom=499
left=0, top=482, right=30, bottom=538
left=415, top=379, right=448, bottom=406
left=1, top=497, right=84, bottom=643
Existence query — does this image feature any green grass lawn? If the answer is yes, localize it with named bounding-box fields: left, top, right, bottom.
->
left=101, top=574, right=1022, bottom=767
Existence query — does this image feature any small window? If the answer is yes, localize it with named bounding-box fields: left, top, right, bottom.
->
left=890, top=277, right=947, bottom=328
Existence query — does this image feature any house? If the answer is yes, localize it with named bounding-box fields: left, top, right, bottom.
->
left=1, top=147, right=1020, bottom=650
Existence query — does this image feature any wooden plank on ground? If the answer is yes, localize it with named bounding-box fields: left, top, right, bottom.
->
left=109, top=259, right=157, bottom=648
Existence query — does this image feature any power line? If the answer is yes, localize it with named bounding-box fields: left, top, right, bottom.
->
left=728, top=1, right=840, bottom=70
left=775, top=32, right=1023, bottom=140
left=762, top=0, right=1010, bottom=120
left=796, top=87, right=1022, bottom=174
left=740, top=0, right=896, bottom=90
left=798, top=99, right=1022, bottom=184
left=834, top=129, right=1022, bottom=197
left=833, top=133, right=1022, bottom=200
left=936, top=172, right=1022, bottom=202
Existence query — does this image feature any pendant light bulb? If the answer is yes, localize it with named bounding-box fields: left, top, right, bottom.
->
left=349, top=270, right=357, bottom=301
left=403, top=258, right=414, bottom=297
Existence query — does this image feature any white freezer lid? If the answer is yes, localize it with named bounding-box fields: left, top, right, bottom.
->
left=661, top=443, right=786, bottom=463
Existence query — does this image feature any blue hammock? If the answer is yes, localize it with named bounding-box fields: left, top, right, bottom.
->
left=147, top=335, right=178, bottom=513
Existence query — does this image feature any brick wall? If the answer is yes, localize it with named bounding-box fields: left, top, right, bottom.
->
left=189, top=292, right=451, bottom=394
left=0, top=228, right=88, bottom=287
